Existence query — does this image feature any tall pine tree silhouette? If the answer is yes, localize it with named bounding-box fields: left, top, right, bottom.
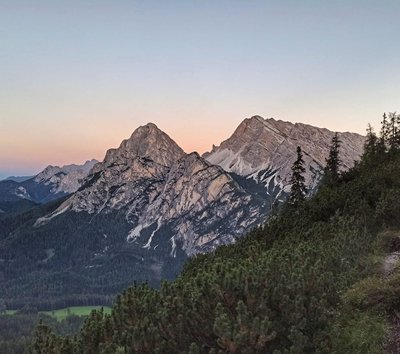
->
left=324, top=132, right=341, bottom=185
left=363, top=124, right=378, bottom=157
left=289, top=146, right=307, bottom=205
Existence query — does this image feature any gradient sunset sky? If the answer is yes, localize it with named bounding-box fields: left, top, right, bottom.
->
left=1, top=1, right=400, bottom=179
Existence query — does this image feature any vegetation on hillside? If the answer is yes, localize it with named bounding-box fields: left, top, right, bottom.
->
left=28, top=112, right=400, bottom=353
left=0, top=311, right=85, bottom=354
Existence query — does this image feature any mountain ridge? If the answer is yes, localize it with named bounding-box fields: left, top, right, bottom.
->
left=0, top=159, right=99, bottom=207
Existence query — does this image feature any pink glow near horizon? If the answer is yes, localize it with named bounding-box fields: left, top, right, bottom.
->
left=0, top=116, right=233, bottom=176
left=1, top=111, right=374, bottom=179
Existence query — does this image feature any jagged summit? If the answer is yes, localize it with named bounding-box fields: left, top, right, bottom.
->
left=203, top=116, right=288, bottom=176
left=103, top=122, right=185, bottom=168
left=246, top=115, right=265, bottom=123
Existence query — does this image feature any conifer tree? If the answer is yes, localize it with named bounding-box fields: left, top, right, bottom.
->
left=363, top=124, right=378, bottom=157
left=379, top=112, right=390, bottom=151
left=379, top=112, right=400, bottom=152
left=31, top=319, right=56, bottom=354
left=388, top=112, right=400, bottom=151
left=289, top=146, right=307, bottom=205
left=324, top=132, right=341, bottom=185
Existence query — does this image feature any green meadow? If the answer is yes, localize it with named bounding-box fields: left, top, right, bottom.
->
left=5, top=306, right=112, bottom=321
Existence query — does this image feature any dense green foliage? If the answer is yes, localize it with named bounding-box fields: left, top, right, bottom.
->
left=32, top=114, right=400, bottom=353
left=0, top=311, right=85, bottom=354
left=323, top=132, right=341, bottom=185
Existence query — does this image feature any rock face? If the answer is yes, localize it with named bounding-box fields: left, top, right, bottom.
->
left=204, top=116, right=365, bottom=195
left=37, top=123, right=266, bottom=256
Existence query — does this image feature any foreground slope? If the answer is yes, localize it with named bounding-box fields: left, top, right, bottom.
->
left=40, top=127, right=400, bottom=353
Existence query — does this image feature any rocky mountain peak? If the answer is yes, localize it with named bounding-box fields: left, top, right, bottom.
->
left=204, top=115, right=366, bottom=193
left=103, top=123, right=185, bottom=168
left=204, top=115, right=287, bottom=176
left=246, top=115, right=265, bottom=123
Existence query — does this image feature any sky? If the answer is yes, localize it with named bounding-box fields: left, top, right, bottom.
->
left=1, top=0, right=400, bottom=179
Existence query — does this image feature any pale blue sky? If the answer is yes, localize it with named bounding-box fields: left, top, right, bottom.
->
left=1, top=1, right=399, bottom=178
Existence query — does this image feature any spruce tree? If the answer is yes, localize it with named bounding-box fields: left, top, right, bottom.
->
left=388, top=112, right=400, bottom=151
left=363, top=124, right=378, bottom=157
left=397, top=113, right=400, bottom=146
left=289, top=146, right=307, bottom=205
left=379, top=112, right=390, bottom=151
left=324, top=132, right=341, bottom=185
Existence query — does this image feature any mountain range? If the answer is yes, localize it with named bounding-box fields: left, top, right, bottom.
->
left=0, top=159, right=97, bottom=204
left=0, top=160, right=97, bottom=218
left=0, top=116, right=365, bottom=308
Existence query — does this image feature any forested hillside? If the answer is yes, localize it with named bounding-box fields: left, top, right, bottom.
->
left=33, top=114, right=400, bottom=353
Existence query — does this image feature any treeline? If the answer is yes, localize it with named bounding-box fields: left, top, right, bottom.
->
left=31, top=113, right=400, bottom=352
